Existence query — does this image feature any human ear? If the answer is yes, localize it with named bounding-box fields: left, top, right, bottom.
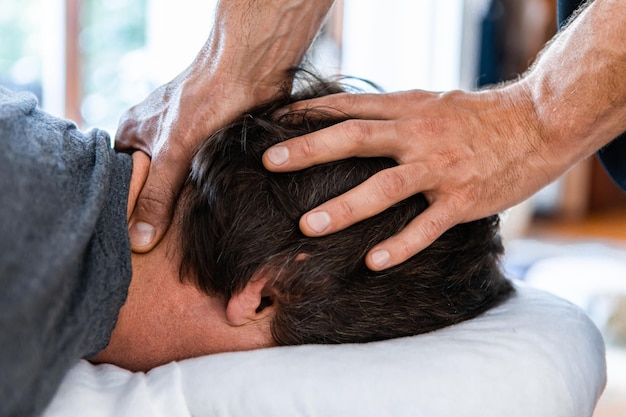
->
left=225, top=274, right=276, bottom=326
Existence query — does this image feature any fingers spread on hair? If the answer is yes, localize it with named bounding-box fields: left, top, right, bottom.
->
left=263, top=119, right=409, bottom=171
left=277, top=92, right=404, bottom=120
left=365, top=202, right=457, bottom=270
left=299, top=163, right=431, bottom=237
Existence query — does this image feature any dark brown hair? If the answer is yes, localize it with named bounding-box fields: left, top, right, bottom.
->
left=179, top=74, right=513, bottom=345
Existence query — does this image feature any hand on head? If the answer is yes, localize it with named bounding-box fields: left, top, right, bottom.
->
left=114, top=70, right=250, bottom=253
left=260, top=0, right=626, bottom=271
left=263, top=85, right=561, bottom=270
left=113, top=0, right=334, bottom=253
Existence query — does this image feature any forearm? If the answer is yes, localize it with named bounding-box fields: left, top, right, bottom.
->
left=521, top=0, right=626, bottom=170
left=188, top=0, right=334, bottom=105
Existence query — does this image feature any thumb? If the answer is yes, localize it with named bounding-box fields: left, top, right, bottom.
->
left=127, top=163, right=185, bottom=252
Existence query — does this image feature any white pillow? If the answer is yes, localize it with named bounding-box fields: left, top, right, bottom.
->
left=43, top=283, right=606, bottom=417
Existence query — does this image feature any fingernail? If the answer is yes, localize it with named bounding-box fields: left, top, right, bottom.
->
left=370, top=250, right=390, bottom=268
left=129, top=221, right=155, bottom=248
left=267, top=145, right=289, bottom=166
left=306, top=211, right=330, bottom=233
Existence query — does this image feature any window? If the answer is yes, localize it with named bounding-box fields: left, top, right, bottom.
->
left=1, top=1, right=481, bottom=131
left=80, top=0, right=149, bottom=130
left=0, top=0, right=45, bottom=101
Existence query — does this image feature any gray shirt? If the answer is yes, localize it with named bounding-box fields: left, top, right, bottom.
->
left=0, top=87, right=133, bottom=417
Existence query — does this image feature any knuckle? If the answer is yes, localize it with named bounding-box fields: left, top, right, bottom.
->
left=374, top=169, right=407, bottom=200
left=420, top=221, right=443, bottom=245
left=397, top=120, right=419, bottom=140
left=415, top=206, right=454, bottom=246
left=134, top=188, right=175, bottom=225
left=298, top=135, right=317, bottom=159
left=419, top=118, right=445, bottom=138
left=419, top=212, right=451, bottom=244
left=341, top=92, right=361, bottom=110
left=324, top=92, right=355, bottom=111
left=401, top=115, right=443, bottom=140
left=336, top=198, right=357, bottom=222
left=341, top=120, right=368, bottom=146
left=113, top=126, right=132, bottom=149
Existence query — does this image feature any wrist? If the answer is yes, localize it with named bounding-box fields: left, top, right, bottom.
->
left=470, top=81, right=569, bottom=189
left=521, top=0, right=626, bottom=165
left=509, top=79, right=572, bottom=176
left=179, top=41, right=289, bottom=117
left=182, top=0, right=334, bottom=107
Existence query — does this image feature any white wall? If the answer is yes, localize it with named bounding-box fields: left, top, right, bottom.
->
left=144, top=0, right=480, bottom=93
left=341, top=0, right=465, bottom=92
left=145, top=0, right=217, bottom=85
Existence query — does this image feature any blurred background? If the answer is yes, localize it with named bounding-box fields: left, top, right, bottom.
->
left=1, top=0, right=625, bottom=415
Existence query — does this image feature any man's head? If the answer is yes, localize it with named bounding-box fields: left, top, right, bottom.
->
left=179, top=75, right=513, bottom=346
left=94, top=75, right=512, bottom=371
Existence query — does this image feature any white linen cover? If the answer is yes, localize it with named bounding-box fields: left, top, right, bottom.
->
left=43, top=283, right=606, bottom=417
